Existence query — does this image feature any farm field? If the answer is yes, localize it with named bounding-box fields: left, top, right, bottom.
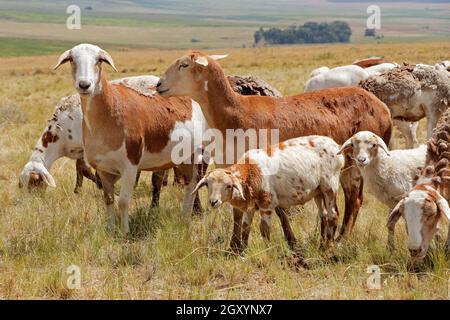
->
left=0, top=42, right=449, bottom=299
left=0, top=0, right=450, bottom=55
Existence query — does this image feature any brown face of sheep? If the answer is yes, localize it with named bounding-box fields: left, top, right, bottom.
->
left=191, top=169, right=245, bottom=209
left=388, top=186, right=450, bottom=263
left=157, top=52, right=228, bottom=99
left=24, top=172, right=45, bottom=190
left=338, top=131, right=390, bottom=167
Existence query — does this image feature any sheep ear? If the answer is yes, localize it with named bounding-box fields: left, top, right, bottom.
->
left=194, top=56, right=209, bottom=67
left=99, top=50, right=118, bottom=72
left=232, top=183, right=245, bottom=201
left=54, top=49, right=72, bottom=70
left=436, top=194, right=450, bottom=221
left=377, top=138, right=391, bottom=156
left=209, top=54, right=228, bottom=61
left=40, top=169, right=56, bottom=188
left=387, top=199, right=404, bottom=229
left=337, top=138, right=353, bottom=155
left=191, top=176, right=207, bottom=195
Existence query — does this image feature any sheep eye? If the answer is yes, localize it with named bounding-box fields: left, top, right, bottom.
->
left=179, top=63, right=189, bottom=70
left=371, top=143, right=377, bottom=149
left=226, top=185, right=232, bottom=189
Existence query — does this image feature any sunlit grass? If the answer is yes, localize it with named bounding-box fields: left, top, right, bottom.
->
left=0, top=42, right=449, bottom=299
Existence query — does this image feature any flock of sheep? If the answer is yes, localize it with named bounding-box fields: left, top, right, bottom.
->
left=19, top=43, right=450, bottom=270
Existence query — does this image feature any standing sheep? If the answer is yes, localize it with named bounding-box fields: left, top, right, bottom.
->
left=193, top=135, right=345, bottom=253
left=339, top=131, right=427, bottom=209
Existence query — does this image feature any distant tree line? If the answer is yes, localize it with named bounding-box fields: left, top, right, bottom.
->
left=254, top=21, right=352, bottom=45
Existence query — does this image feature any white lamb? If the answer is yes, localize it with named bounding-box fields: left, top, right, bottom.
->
left=338, top=131, right=427, bottom=209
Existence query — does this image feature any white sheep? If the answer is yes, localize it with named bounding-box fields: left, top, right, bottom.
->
left=193, top=135, right=345, bottom=251
left=304, top=65, right=369, bottom=92
left=339, top=131, right=427, bottom=209
left=365, top=63, right=398, bottom=77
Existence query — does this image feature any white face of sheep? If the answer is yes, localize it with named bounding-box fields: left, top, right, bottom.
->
left=338, top=131, right=390, bottom=167
left=192, top=169, right=245, bottom=209
left=19, top=161, right=56, bottom=190
left=54, top=44, right=117, bottom=96
left=157, top=52, right=227, bottom=99
left=388, top=186, right=450, bottom=262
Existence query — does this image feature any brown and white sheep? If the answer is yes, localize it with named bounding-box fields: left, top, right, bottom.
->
left=387, top=107, right=450, bottom=266
left=193, top=135, right=345, bottom=254
left=157, top=51, right=393, bottom=251
left=54, top=44, right=211, bottom=234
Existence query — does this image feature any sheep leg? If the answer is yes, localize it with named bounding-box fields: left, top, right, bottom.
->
left=134, top=170, right=141, bottom=188
left=275, top=207, right=297, bottom=250
left=118, top=166, right=139, bottom=235
left=338, top=161, right=364, bottom=240
left=259, top=210, right=272, bottom=243
left=176, top=163, right=199, bottom=214
left=446, top=224, right=450, bottom=255
left=173, top=167, right=183, bottom=185
left=322, top=190, right=339, bottom=246
left=241, top=210, right=255, bottom=249
left=75, top=158, right=98, bottom=193
left=314, top=195, right=328, bottom=244
left=150, top=170, right=165, bottom=208
left=393, top=120, right=418, bottom=149
left=94, top=171, right=103, bottom=189
left=96, top=170, right=119, bottom=231
left=162, top=169, right=169, bottom=186
left=75, top=159, right=84, bottom=194
left=230, top=208, right=244, bottom=253
left=426, top=111, right=439, bottom=139
left=193, top=161, right=208, bottom=214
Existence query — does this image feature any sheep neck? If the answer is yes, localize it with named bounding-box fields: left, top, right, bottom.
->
left=79, top=71, right=123, bottom=148
left=197, top=62, right=245, bottom=131
left=229, top=163, right=264, bottom=211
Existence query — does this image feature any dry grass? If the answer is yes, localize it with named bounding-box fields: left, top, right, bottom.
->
left=0, top=42, right=449, bottom=299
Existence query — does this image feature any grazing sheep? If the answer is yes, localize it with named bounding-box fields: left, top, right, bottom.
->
left=339, top=131, right=426, bottom=209
left=157, top=51, right=393, bottom=250
left=387, top=107, right=450, bottom=265
left=193, top=135, right=345, bottom=251
left=360, top=64, right=450, bottom=148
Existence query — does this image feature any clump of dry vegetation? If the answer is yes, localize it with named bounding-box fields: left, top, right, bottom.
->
left=0, top=42, right=449, bottom=299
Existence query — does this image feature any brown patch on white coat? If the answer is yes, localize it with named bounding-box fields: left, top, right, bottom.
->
left=193, top=135, right=345, bottom=259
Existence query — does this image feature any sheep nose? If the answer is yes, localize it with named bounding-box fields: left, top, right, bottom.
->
left=78, top=80, right=91, bottom=90
left=357, top=156, right=367, bottom=165
left=210, top=199, right=219, bottom=207
left=156, top=80, right=162, bottom=88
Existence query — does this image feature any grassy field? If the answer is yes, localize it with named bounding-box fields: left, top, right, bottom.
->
left=0, top=42, right=450, bottom=299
